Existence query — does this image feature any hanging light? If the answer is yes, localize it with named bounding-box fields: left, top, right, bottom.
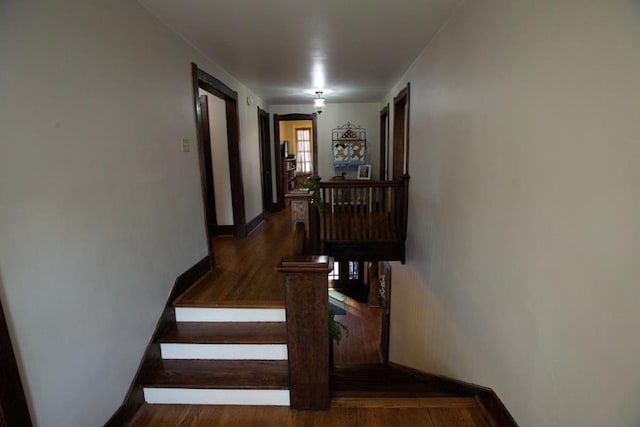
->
left=314, top=91, right=325, bottom=114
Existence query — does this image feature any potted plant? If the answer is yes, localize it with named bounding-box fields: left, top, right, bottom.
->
left=328, top=310, right=348, bottom=367
left=302, top=176, right=323, bottom=212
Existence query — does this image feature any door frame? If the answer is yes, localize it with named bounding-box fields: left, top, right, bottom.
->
left=379, top=104, right=390, bottom=181
left=192, top=63, right=247, bottom=241
left=273, top=113, right=318, bottom=210
left=0, top=295, right=32, bottom=426
left=392, top=83, right=410, bottom=180
left=257, top=107, right=273, bottom=213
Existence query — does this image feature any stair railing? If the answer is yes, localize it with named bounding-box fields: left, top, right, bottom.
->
left=313, top=175, right=409, bottom=243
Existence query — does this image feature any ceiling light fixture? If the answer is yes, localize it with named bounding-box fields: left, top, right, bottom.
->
left=314, top=91, right=325, bottom=114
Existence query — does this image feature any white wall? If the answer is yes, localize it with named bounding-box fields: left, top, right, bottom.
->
left=0, top=0, right=264, bottom=425
left=237, top=93, right=266, bottom=223
left=199, top=89, right=233, bottom=225
left=269, top=103, right=381, bottom=184
left=384, top=1, right=640, bottom=426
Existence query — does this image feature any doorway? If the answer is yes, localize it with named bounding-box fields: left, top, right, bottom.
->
left=192, top=63, right=247, bottom=244
left=273, top=113, right=318, bottom=210
left=392, top=83, right=410, bottom=180
left=379, top=104, right=390, bottom=181
left=257, top=108, right=273, bottom=213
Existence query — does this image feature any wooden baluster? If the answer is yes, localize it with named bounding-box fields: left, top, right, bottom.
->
left=364, top=186, right=369, bottom=240
left=329, top=188, right=335, bottom=241
left=355, top=187, right=361, bottom=241
left=373, top=187, right=380, bottom=240
left=363, top=186, right=369, bottom=241
left=356, top=186, right=362, bottom=241
left=322, top=187, right=328, bottom=241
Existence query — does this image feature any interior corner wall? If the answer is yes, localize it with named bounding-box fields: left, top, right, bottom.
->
left=0, top=0, right=264, bottom=425
left=269, top=103, right=380, bottom=181
left=383, top=1, right=640, bottom=426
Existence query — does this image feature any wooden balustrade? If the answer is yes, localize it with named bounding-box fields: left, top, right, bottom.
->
left=306, top=175, right=410, bottom=262
left=279, top=176, right=410, bottom=410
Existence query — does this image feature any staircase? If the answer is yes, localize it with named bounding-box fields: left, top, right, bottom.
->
left=140, top=305, right=291, bottom=406
left=112, top=212, right=516, bottom=426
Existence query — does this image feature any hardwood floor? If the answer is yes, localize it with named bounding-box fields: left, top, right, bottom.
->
left=331, top=289, right=383, bottom=366
left=131, top=398, right=493, bottom=426
left=175, top=208, right=384, bottom=365
left=175, top=210, right=292, bottom=308
left=128, top=209, right=502, bottom=427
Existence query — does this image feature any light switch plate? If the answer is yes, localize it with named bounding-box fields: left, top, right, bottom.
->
left=181, top=138, right=190, bottom=152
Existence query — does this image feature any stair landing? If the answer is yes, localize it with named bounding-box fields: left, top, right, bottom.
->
left=175, top=210, right=292, bottom=309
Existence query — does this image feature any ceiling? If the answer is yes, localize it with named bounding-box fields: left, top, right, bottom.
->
left=139, top=0, right=460, bottom=105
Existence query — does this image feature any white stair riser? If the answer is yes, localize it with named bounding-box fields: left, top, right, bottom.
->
left=175, top=307, right=286, bottom=322
left=143, top=388, right=290, bottom=406
left=160, top=343, right=288, bottom=360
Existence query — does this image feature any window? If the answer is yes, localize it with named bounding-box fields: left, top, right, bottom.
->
left=328, top=261, right=362, bottom=283
left=295, top=128, right=312, bottom=174
left=328, top=261, right=340, bottom=281
left=348, top=261, right=359, bottom=280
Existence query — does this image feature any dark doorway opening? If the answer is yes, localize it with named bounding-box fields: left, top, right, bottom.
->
left=197, top=94, right=218, bottom=235
left=257, top=107, right=273, bottom=213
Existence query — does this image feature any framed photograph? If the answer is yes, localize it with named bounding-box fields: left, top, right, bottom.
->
left=357, top=164, right=371, bottom=180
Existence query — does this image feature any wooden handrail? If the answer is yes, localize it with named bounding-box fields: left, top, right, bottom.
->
left=319, top=179, right=404, bottom=189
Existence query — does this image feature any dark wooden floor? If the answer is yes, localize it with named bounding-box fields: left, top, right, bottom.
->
left=130, top=209, right=497, bottom=426
left=332, top=291, right=382, bottom=366
left=176, top=208, right=383, bottom=365
left=175, top=209, right=292, bottom=308
left=131, top=397, right=493, bottom=426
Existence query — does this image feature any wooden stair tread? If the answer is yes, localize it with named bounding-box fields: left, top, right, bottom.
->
left=330, top=364, right=475, bottom=397
left=331, top=396, right=480, bottom=408
left=174, top=300, right=285, bottom=309
left=158, top=322, right=287, bottom=344
left=142, top=360, right=289, bottom=390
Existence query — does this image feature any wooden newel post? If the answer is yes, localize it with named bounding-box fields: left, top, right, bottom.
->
left=276, top=256, right=333, bottom=410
